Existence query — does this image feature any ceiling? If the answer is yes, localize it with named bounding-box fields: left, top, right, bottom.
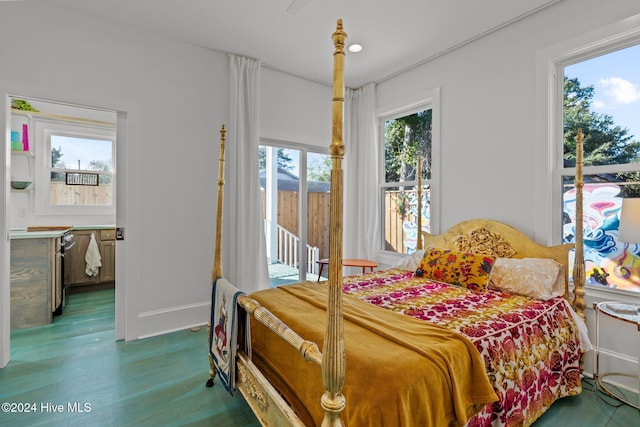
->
left=49, top=0, right=561, bottom=88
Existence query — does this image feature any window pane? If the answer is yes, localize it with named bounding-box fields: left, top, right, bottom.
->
left=307, top=153, right=331, bottom=281
left=51, top=135, right=113, bottom=171
left=50, top=172, right=112, bottom=206
left=260, top=148, right=332, bottom=284
left=562, top=175, right=640, bottom=293
left=384, top=110, right=432, bottom=183
left=383, top=185, right=430, bottom=254
left=50, top=134, right=113, bottom=207
left=308, top=152, right=331, bottom=184
left=563, top=45, right=640, bottom=166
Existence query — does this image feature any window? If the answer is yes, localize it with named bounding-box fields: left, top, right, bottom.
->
left=559, top=44, right=640, bottom=295
left=35, top=120, right=116, bottom=215
left=380, top=106, right=433, bottom=254
left=50, top=134, right=114, bottom=205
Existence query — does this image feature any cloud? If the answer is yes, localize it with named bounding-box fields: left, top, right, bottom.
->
left=598, top=77, right=640, bottom=104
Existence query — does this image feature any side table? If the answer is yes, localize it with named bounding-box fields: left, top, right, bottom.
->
left=316, top=258, right=378, bottom=282
left=593, top=301, right=640, bottom=409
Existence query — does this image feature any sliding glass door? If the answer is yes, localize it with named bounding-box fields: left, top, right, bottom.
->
left=260, top=143, right=330, bottom=286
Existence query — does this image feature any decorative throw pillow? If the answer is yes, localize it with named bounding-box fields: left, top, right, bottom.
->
left=488, top=257, right=566, bottom=300
left=415, top=248, right=496, bottom=292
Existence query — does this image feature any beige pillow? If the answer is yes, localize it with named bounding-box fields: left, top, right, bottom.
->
left=392, top=250, right=425, bottom=271
left=488, top=257, right=565, bottom=300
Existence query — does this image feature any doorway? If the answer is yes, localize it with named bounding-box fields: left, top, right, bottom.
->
left=260, top=142, right=331, bottom=286
left=7, top=96, right=117, bottom=338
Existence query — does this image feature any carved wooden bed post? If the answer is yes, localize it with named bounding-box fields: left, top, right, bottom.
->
left=321, top=18, right=347, bottom=427
left=572, top=129, right=586, bottom=321
left=212, top=124, right=226, bottom=282
left=207, top=124, right=227, bottom=388
left=417, top=156, right=423, bottom=251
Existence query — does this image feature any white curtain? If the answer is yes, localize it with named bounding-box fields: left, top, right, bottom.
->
left=344, top=82, right=379, bottom=261
left=225, top=55, right=269, bottom=292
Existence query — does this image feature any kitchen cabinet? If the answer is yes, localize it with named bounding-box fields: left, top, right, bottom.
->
left=65, top=228, right=116, bottom=288
left=10, top=237, right=56, bottom=329
left=98, top=229, right=116, bottom=282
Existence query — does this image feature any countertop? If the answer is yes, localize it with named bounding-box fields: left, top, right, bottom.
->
left=10, top=225, right=115, bottom=239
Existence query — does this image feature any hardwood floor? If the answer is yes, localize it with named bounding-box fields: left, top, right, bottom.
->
left=533, top=379, right=638, bottom=427
left=1, top=289, right=259, bottom=427
left=1, top=288, right=637, bottom=426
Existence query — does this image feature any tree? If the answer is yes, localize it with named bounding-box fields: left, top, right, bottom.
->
left=384, top=109, right=432, bottom=183
left=563, top=76, right=640, bottom=196
left=384, top=110, right=432, bottom=221
left=89, top=160, right=112, bottom=184
left=308, top=156, right=331, bottom=182
left=89, top=160, right=111, bottom=171
left=51, top=146, right=66, bottom=182
left=258, top=147, right=294, bottom=172
left=51, top=146, right=64, bottom=168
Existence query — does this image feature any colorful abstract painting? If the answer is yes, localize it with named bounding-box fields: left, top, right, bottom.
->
left=564, top=183, right=640, bottom=293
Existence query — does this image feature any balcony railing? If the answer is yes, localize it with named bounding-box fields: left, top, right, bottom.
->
left=264, top=220, right=319, bottom=274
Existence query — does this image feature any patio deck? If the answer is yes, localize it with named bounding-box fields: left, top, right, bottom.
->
left=268, top=262, right=323, bottom=287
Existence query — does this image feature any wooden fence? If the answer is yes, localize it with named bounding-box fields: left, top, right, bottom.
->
left=263, top=189, right=423, bottom=258
left=50, top=184, right=419, bottom=254
left=263, top=190, right=331, bottom=260
left=51, top=182, right=112, bottom=205
left=384, top=190, right=424, bottom=254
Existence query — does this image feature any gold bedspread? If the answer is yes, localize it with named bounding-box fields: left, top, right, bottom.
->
left=250, top=282, right=498, bottom=427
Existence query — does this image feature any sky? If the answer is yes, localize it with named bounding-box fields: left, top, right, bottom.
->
left=565, top=44, right=640, bottom=140
left=273, top=149, right=328, bottom=179
left=52, top=135, right=113, bottom=170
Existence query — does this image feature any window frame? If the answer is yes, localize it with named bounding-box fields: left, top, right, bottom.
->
left=34, top=118, right=116, bottom=216
left=537, top=14, right=640, bottom=302
left=376, top=88, right=441, bottom=264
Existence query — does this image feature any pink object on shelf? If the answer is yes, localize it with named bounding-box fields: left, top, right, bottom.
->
left=22, top=124, right=29, bottom=151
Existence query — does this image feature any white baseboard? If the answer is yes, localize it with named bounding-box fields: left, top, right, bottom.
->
left=137, top=300, right=210, bottom=339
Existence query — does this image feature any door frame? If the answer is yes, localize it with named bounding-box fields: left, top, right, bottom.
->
left=1, top=82, right=138, bottom=367
left=260, top=138, right=329, bottom=282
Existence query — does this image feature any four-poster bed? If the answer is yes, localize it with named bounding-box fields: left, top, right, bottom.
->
left=208, top=19, right=589, bottom=427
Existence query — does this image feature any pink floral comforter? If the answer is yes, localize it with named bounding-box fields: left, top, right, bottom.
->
left=342, top=268, right=584, bottom=427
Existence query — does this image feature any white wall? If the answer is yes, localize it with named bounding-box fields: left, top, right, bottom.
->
left=0, top=1, right=332, bottom=365
left=0, top=0, right=228, bottom=360
left=377, top=0, right=640, bottom=234
left=376, top=0, right=640, bottom=383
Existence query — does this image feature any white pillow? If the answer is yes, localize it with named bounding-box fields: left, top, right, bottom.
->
left=392, top=250, right=425, bottom=271
left=488, top=257, right=566, bottom=300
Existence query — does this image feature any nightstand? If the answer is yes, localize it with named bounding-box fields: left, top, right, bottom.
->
left=593, top=301, right=640, bottom=409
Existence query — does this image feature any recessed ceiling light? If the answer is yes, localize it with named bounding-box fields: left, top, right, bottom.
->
left=348, top=43, right=363, bottom=53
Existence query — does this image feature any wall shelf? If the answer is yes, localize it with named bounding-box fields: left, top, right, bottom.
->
left=11, top=150, right=34, bottom=157
left=10, top=112, right=34, bottom=190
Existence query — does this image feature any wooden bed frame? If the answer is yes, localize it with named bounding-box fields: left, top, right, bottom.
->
left=208, top=19, right=587, bottom=426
